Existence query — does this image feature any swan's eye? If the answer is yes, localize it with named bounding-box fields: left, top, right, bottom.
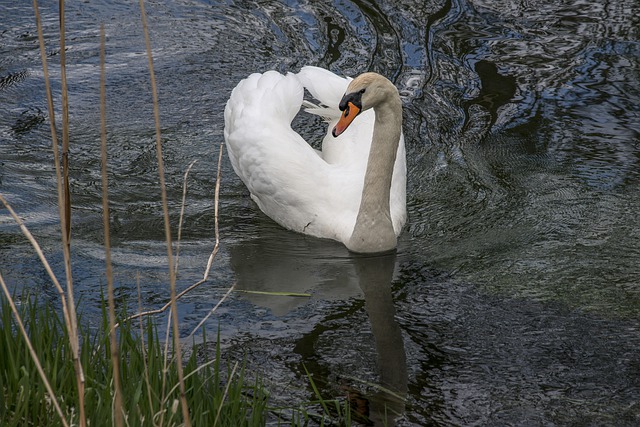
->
left=359, top=88, right=366, bottom=94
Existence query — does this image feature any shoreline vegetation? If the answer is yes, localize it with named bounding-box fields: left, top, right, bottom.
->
left=0, top=1, right=354, bottom=425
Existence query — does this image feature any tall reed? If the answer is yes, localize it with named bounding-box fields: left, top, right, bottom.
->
left=33, top=0, right=85, bottom=424
left=137, top=0, right=190, bottom=423
left=99, top=24, right=124, bottom=427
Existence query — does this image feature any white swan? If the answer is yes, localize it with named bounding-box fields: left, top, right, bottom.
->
left=224, top=66, right=406, bottom=253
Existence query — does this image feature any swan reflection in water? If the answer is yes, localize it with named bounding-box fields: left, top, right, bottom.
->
left=229, top=227, right=408, bottom=425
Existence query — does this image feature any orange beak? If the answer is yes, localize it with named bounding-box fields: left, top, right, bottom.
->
left=332, top=102, right=361, bottom=137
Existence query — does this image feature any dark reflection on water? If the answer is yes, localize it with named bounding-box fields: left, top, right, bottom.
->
left=230, top=231, right=407, bottom=425
left=1, top=0, right=639, bottom=425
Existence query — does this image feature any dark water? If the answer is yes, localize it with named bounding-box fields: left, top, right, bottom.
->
left=1, top=0, right=639, bottom=425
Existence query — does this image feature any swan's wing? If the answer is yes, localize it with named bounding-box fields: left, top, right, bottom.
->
left=224, top=71, right=359, bottom=242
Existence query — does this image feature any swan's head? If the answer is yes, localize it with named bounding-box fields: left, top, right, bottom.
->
left=332, top=72, right=396, bottom=137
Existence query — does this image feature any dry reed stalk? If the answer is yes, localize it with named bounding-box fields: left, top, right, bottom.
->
left=52, top=0, right=79, bottom=353
left=0, top=272, right=69, bottom=427
left=58, top=0, right=71, bottom=244
left=32, top=2, right=85, bottom=424
left=159, top=311, right=173, bottom=427
left=138, top=0, right=190, bottom=423
left=56, top=3, right=78, bottom=342
left=31, top=0, right=75, bottom=339
left=99, top=25, right=124, bottom=427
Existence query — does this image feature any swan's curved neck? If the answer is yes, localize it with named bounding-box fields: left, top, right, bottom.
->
left=347, top=96, right=402, bottom=253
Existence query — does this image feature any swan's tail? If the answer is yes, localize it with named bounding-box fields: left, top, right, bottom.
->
left=296, top=66, right=350, bottom=122
left=300, top=100, right=340, bottom=122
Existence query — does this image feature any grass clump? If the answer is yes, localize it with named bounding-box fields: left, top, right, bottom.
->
left=0, top=294, right=268, bottom=427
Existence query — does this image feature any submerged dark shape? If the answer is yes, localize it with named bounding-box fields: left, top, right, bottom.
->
left=462, top=60, right=517, bottom=131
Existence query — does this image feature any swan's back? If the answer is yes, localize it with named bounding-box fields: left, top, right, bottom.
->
left=224, top=67, right=406, bottom=247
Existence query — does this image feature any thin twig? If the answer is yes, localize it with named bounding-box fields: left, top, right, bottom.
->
left=99, top=25, right=124, bottom=427
left=120, top=143, right=224, bottom=325
left=166, top=357, right=219, bottom=398
left=188, top=283, right=235, bottom=339
left=138, top=0, right=190, bottom=424
left=0, top=195, right=69, bottom=321
left=208, top=143, right=223, bottom=278
left=0, top=272, right=69, bottom=427
left=175, top=159, right=198, bottom=274
left=214, top=361, right=239, bottom=427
